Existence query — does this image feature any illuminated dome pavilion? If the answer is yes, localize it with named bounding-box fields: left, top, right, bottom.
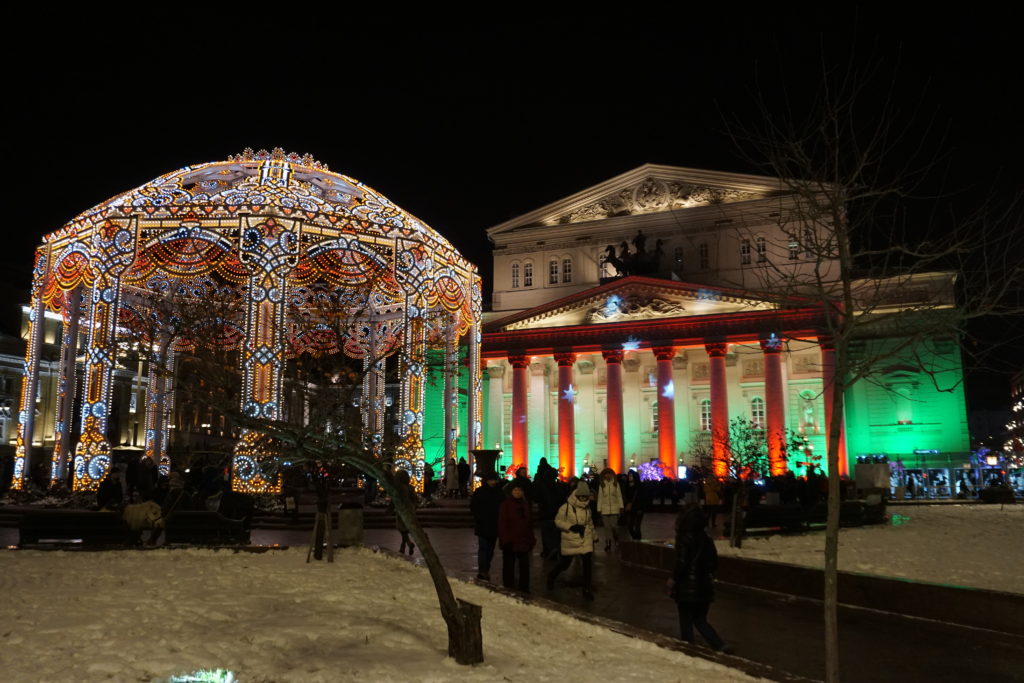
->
left=13, top=148, right=482, bottom=492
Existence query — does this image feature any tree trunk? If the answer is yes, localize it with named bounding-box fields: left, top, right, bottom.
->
left=729, top=483, right=743, bottom=548
left=389, top=480, right=484, bottom=665
left=824, top=375, right=845, bottom=683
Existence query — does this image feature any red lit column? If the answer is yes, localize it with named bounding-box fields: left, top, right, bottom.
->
left=602, top=349, right=625, bottom=474
left=653, top=346, right=677, bottom=477
left=555, top=352, right=577, bottom=478
left=706, top=342, right=730, bottom=478
left=819, top=337, right=848, bottom=477
left=509, top=354, right=530, bottom=471
left=761, top=337, right=787, bottom=476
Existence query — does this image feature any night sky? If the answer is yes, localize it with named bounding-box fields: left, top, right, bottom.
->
left=7, top=15, right=1021, bottom=410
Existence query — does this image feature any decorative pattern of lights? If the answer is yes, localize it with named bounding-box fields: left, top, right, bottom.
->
left=16, top=152, right=481, bottom=492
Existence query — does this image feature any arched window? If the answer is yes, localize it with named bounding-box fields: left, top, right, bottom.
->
left=561, top=257, right=572, bottom=283
left=523, top=261, right=534, bottom=287
left=750, top=397, right=765, bottom=428
left=511, top=262, right=520, bottom=289
left=699, top=243, right=710, bottom=269
left=700, top=399, right=712, bottom=431
left=549, top=258, right=559, bottom=285
left=756, top=236, right=767, bottom=263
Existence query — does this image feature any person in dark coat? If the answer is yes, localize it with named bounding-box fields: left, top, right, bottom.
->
left=457, top=457, right=471, bottom=498
left=392, top=469, right=419, bottom=555
left=670, top=503, right=728, bottom=652
left=470, top=471, right=504, bottom=580
left=504, top=466, right=534, bottom=502
left=96, top=472, right=123, bottom=511
left=534, top=457, right=557, bottom=484
left=498, top=480, right=535, bottom=592
left=621, top=469, right=646, bottom=540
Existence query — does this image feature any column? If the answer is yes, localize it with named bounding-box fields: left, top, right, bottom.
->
left=443, top=326, right=458, bottom=464
left=761, top=336, right=787, bottom=476
left=485, top=364, right=505, bottom=450
left=706, top=342, right=730, bottom=478
left=528, top=359, right=550, bottom=467
left=602, top=349, right=625, bottom=474
left=13, top=247, right=49, bottom=490
left=672, top=352, right=690, bottom=466
left=555, top=352, right=576, bottom=478
left=622, top=355, right=641, bottom=467
left=653, top=346, right=677, bottom=477
left=51, top=286, right=81, bottom=484
left=820, top=337, right=849, bottom=477
left=575, top=358, right=597, bottom=470
left=509, top=354, right=529, bottom=471
left=143, top=334, right=172, bottom=473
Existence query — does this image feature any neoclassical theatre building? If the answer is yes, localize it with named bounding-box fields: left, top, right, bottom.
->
left=480, top=164, right=971, bottom=478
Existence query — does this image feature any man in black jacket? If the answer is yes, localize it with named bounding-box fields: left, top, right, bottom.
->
left=470, top=470, right=504, bottom=581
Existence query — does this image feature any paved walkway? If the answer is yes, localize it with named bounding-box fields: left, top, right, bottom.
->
left=290, top=513, right=1022, bottom=683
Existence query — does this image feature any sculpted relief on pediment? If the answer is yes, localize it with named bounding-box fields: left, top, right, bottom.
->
left=586, top=294, right=685, bottom=323
left=559, top=178, right=766, bottom=224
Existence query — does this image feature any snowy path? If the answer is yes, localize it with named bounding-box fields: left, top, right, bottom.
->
left=0, top=547, right=759, bottom=683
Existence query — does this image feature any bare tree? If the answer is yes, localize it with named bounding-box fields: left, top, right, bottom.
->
left=721, top=55, right=1024, bottom=682
left=128, top=282, right=486, bottom=665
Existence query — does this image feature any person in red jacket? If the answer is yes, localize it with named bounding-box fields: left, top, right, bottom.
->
left=498, top=481, right=536, bottom=592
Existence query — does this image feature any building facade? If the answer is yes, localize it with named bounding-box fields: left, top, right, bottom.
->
left=481, top=165, right=971, bottom=478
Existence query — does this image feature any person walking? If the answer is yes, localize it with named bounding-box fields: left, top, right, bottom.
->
left=596, top=467, right=624, bottom=552
left=470, top=470, right=504, bottom=581
left=392, top=469, right=418, bottom=555
left=498, top=481, right=535, bottom=592
left=669, top=503, right=729, bottom=652
left=457, top=457, right=471, bottom=498
left=547, top=481, right=596, bottom=599
left=621, top=469, right=645, bottom=540
left=444, top=457, right=459, bottom=499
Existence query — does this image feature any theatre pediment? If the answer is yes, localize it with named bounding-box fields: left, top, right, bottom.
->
left=488, top=163, right=786, bottom=235
left=489, top=276, right=787, bottom=332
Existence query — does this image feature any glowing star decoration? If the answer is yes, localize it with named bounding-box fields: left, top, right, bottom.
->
left=662, top=380, right=675, bottom=400
left=562, top=384, right=577, bottom=403
left=622, top=335, right=642, bottom=351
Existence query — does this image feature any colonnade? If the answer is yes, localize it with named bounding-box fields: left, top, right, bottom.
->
left=487, top=336, right=846, bottom=479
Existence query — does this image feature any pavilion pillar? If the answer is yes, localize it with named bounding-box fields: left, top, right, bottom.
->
left=761, top=336, right=787, bottom=476
left=362, top=325, right=386, bottom=457
left=13, top=247, right=49, bottom=490
left=653, top=346, right=677, bottom=477
left=466, top=296, right=484, bottom=473
left=820, top=337, right=849, bottom=477
left=509, top=354, right=529, bottom=471
left=233, top=216, right=299, bottom=493
left=143, top=334, right=173, bottom=475
left=602, top=349, right=625, bottom=474
left=706, top=342, right=730, bottom=478
left=555, top=352, right=577, bottom=478
left=51, top=286, right=82, bottom=484
left=485, top=364, right=505, bottom=451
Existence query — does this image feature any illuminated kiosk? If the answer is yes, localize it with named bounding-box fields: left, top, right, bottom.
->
left=13, top=149, right=482, bottom=492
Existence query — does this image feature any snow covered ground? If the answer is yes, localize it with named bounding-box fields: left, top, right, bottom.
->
left=715, top=504, right=1024, bottom=594
left=0, top=546, right=757, bottom=683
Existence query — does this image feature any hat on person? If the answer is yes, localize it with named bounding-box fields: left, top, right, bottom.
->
left=575, top=481, right=591, bottom=497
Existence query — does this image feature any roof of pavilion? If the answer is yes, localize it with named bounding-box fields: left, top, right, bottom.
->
left=42, top=148, right=469, bottom=270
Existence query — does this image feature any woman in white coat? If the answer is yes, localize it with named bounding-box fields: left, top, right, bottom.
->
left=596, top=467, right=624, bottom=552
left=546, top=481, right=596, bottom=599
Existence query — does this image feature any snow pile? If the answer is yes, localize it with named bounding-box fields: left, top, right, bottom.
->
left=0, top=547, right=758, bottom=682
left=717, top=504, right=1024, bottom=594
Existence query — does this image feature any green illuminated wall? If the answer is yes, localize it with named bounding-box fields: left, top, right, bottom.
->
left=843, top=337, right=970, bottom=468
left=422, top=348, right=469, bottom=468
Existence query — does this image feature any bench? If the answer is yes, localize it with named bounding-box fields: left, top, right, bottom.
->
left=164, top=511, right=250, bottom=545
left=18, top=509, right=131, bottom=547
